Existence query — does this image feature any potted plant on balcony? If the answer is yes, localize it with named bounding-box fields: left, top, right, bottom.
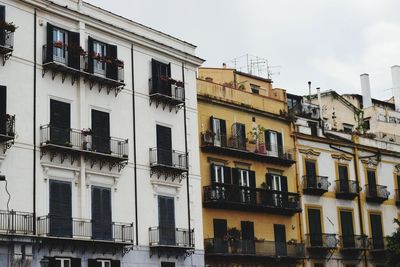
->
left=202, top=129, right=215, bottom=145
left=248, top=125, right=266, bottom=153
left=53, top=41, right=64, bottom=49
left=0, top=21, right=17, bottom=32
left=81, top=128, right=93, bottom=151
left=225, top=227, right=241, bottom=253
left=115, top=59, right=124, bottom=68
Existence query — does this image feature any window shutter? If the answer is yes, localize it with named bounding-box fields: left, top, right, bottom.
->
left=156, top=125, right=172, bottom=165
left=87, top=259, right=99, bottom=267
left=47, top=257, right=57, bottom=267
left=281, top=176, right=288, bottom=192
left=106, top=44, right=118, bottom=80
left=71, top=258, right=81, bottom=267
left=224, top=166, right=232, bottom=184
left=213, top=219, right=227, bottom=238
left=68, top=31, right=80, bottom=70
left=87, top=36, right=94, bottom=73
left=46, top=23, right=54, bottom=63
left=50, top=100, right=70, bottom=145
left=49, top=180, right=72, bottom=237
left=102, top=188, right=112, bottom=240
left=91, top=187, right=102, bottom=239
left=241, top=221, right=254, bottom=240
left=209, top=116, right=214, bottom=132
left=0, top=86, right=6, bottom=135
left=266, top=173, right=273, bottom=189
left=277, top=132, right=283, bottom=156
left=158, top=196, right=176, bottom=245
left=220, top=119, right=227, bottom=147
left=0, top=6, right=5, bottom=46
left=249, top=171, right=256, bottom=188
left=91, top=110, right=110, bottom=154
left=111, top=260, right=121, bottom=267
left=92, top=187, right=112, bottom=240
left=210, top=163, right=216, bottom=183
left=265, top=130, right=271, bottom=150
left=151, top=59, right=159, bottom=93
left=232, top=168, right=240, bottom=185
left=339, top=165, right=348, bottom=181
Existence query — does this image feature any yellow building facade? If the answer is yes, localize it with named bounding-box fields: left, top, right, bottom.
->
left=197, top=68, right=304, bottom=266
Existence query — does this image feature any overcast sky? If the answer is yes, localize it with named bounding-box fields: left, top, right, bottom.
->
left=86, top=0, right=400, bottom=100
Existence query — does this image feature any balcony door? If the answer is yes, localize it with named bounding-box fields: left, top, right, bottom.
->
left=308, top=208, right=323, bottom=247
left=340, top=210, right=355, bottom=248
left=151, top=59, right=171, bottom=96
left=92, top=186, right=112, bottom=240
left=265, top=130, right=283, bottom=157
left=156, top=125, right=172, bottom=166
left=210, top=164, right=231, bottom=201
left=267, top=174, right=288, bottom=207
left=231, top=123, right=246, bottom=150
left=210, top=117, right=226, bottom=147
left=338, top=165, right=350, bottom=192
left=241, top=221, right=255, bottom=254
left=305, top=160, right=317, bottom=188
left=274, top=224, right=287, bottom=256
left=52, top=27, right=68, bottom=64
left=367, top=170, right=377, bottom=196
left=370, top=213, right=384, bottom=249
left=0, top=86, right=6, bottom=135
left=233, top=168, right=255, bottom=204
left=50, top=99, right=70, bottom=146
left=49, top=180, right=72, bottom=237
left=92, top=110, right=111, bottom=154
left=213, top=219, right=228, bottom=253
left=158, top=196, right=175, bottom=245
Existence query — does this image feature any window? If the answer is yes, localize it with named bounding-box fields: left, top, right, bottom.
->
left=308, top=121, right=318, bottom=136
left=50, top=99, right=71, bottom=146
left=250, top=84, right=260, bottom=94
left=369, top=213, right=384, bottom=249
left=93, top=41, right=107, bottom=75
left=308, top=208, right=323, bottom=247
left=210, top=164, right=231, bottom=200
left=91, top=110, right=110, bottom=154
left=340, top=210, right=355, bottom=248
left=338, top=165, right=350, bottom=192
left=305, top=160, right=317, bottom=179
left=97, top=260, right=111, bottom=267
left=55, top=258, right=71, bottom=267
left=53, top=28, right=68, bottom=64
left=364, top=119, right=370, bottom=130
left=210, top=117, right=227, bottom=147
left=161, top=263, right=175, bottom=267
left=49, top=180, right=72, bottom=237
left=343, top=124, right=353, bottom=133
left=0, top=85, right=6, bottom=136
left=241, top=221, right=255, bottom=253
left=274, top=224, right=287, bottom=256
left=232, top=168, right=255, bottom=203
left=92, top=187, right=112, bottom=240
left=366, top=169, right=377, bottom=196
left=265, top=130, right=283, bottom=157
left=151, top=59, right=171, bottom=95
left=158, top=196, right=175, bottom=245
left=156, top=125, right=172, bottom=166
left=231, top=123, right=246, bottom=150
left=88, top=259, right=119, bottom=267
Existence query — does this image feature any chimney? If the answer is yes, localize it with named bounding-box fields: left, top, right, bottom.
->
left=222, top=63, right=227, bottom=69
left=360, top=73, right=372, bottom=108
left=391, top=65, right=400, bottom=111
left=316, top=87, right=322, bottom=119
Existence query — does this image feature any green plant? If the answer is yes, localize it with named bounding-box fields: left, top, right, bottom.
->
left=248, top=125, right=265, bottom=144
left=238, top=84, right=245, bottom=90
left=225, top=227, right=241, bottom=242
left=386, top=218, right=400, bottom=266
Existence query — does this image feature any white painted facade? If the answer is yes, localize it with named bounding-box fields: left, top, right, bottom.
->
left=0, top=0, right=204, bottom=266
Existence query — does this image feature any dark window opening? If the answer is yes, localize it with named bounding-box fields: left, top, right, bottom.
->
left=158, top=196, right=175, bottom=245
left=50, top=99, right=71, bottom=146
left=49, top=180, right=72, bottom=237
left=91, top=110, right=111, bottom=154
left=364, top=119, right=370, bottom=130
left=251, top=85, right=260, bottom=94
left=308, top=121, right=318, bottom=136
left=92, top=186, right=112, bottom=240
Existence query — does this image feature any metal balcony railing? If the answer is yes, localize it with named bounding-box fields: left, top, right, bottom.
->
left=339, top=235, right=369, bottom=250
left=0, top=114, right=15, bottom=141
left=37, top=215, right=134, bottom=243
left=335, top=180, right=360, bottom=197
left=201, top=131, right=294, bottom=162
left=365, top=185, right=389, bottom=201
left=0, top=30, right=14, bottom=54
left=0, top=210, right=34, bottom=235
left=368, top=237, right=387, bottom=251
left=289, top=102, right=320, bottom=120
left=303, top=175, right=330, bottom=194
left=305, top=233, right=338, bottom=249
left=149, top=226, right=194, bottom=248
left=203, top=183, right=301, bottom=214
left=204, top=238, right=305, bottom=258
left=149, top=78, right=185, bottom=101
left=40, top=124, right=128, bottom=159
left=149, top=148, right=188, bottom=170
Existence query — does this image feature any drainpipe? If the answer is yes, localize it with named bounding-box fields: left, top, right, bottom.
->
left=131, top=44, right=138, bottom=246
left=33, top=8, right=37, bottom=236
left=182, top=63, right=191, bottom=246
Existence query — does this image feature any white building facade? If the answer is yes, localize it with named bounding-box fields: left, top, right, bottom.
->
left=0, top=0, right=204, bottom=266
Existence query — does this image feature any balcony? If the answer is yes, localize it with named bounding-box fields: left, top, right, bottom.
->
left=0, top=210, right=34, bottom=236
left=37, top=215, right=134, bottom=243
left=302, top=175, right=330, bottom=196
left=204, top=238, right=305, bottom=262
left=203, top=183, right=301, bottom=215
left=42, top=44, right=125, bottom=95
left=149, top=148, right=188, bottom=181
left=335, top=180, right=360, bottom=200
left=149, top=227, right=194, bottom=258
left=305, top=233, right=338, bottom=252
left=40, top=125, right=129, bottom=171
left=0, top=28, right=14, bottom=64
left=368, top=237, right=387, bottom=261
left=289, top=102, right=320, bottom=120
left=149, top=77, right=185, bottom=112
left=339, top=235, right=368, bottom=256
left=395, top=189, right=400, bottom=206
left=365, top=185, right=389, bottom=203
left=0, top=114, right=15, bottom=153
left=200, top=131, right=295, bottom=166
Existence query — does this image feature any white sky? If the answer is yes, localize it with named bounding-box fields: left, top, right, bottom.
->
left=85, top=0, right=400, bottom=99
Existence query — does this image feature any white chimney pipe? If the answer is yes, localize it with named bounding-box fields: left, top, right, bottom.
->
left=391, top=65, right=400, bottom=111
left=316, top=87, right=323, bottom=119
left=360, top=73, right=372, bottom=109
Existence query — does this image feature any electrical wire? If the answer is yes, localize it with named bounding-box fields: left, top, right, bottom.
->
left=4, top=179, right=11, bottom=212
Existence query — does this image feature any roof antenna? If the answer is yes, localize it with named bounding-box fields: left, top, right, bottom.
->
left=308, top=81, right=312, bottom=103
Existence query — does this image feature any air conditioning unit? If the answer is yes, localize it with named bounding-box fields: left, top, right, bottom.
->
left=324, top=122, right=332, bottom=130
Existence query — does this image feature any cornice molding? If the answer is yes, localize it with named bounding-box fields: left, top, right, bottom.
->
left=299, top=148, right=321, bottom=157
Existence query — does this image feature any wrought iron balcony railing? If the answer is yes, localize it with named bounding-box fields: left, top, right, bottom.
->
left=0, top=210, right=34, bottom=235
left=305, top=233, right=338, bottom=249
left=365, top=185, right=389, bottom=203
left=149, top=148, right=188, bottom=171
left=335, top=180, right=360, bottom=199
left=149, top=78, right=185, bottom=101
left=37, top=215, right=134, bottom=243
left=0, top=114, right=15, bottom=146
left=204, top=238, right=305, bottom=259
left=339, top=235, right=369, bottom=250
left=40, top=124, right=129, bottom=159
left=203, top=183, right=301, bottom=215
left=302, top=175, right=330, bottom=195
left=368, top=237, right=387, bottom=251
left=149, top=226, right=194, bottom=248
left=200, top=131, right=295, bottom=165
left=0, top=29, right=14, bottom=56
